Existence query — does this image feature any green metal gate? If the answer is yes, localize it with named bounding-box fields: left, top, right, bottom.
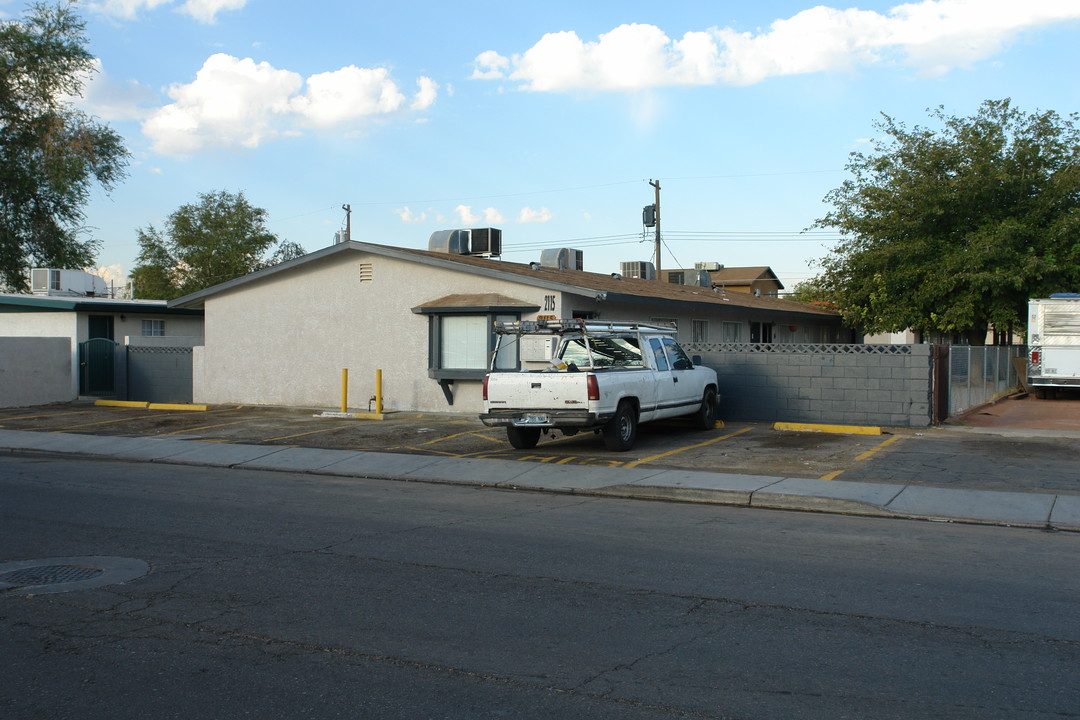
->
left=79, top=338, right=117, bottom=396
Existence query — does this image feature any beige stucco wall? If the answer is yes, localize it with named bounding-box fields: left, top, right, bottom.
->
left=76, top=312, right=203, bottom=344
left=194, top=252, right=562, bottom=413
left=0, top=311, right=77, bottom=338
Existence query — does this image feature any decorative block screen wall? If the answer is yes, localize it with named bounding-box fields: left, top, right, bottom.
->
left=683, top=343, right=933, bottom=428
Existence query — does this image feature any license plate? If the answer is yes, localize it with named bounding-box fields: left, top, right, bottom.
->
left=522, top=413, right=548, bottom=424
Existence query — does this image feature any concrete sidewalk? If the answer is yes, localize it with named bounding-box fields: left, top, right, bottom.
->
left=1, top=428, right=1076, bottom=532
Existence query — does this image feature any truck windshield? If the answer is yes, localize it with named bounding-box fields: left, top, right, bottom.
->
left=561, top=336, right=644, bottom=368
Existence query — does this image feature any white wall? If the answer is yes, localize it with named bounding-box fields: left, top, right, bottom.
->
left=0, top=337, right=74, bottom=407
left=195, top=252, right=555, bottom=413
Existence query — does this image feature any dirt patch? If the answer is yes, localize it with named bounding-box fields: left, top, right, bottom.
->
left=949, top=392, right=1080, bottom=431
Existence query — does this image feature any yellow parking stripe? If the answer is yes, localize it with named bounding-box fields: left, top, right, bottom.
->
left=0, top=410, right=95, bottom=421
left=623, top=426, right=753, bottom=469
left=774, top=422, right=881, bottom=435
left=263, top=426, right=350, bottom=443
left=158, top=419, right=255, bottom=436
left=820, top=434, right=904, bottom=480
left=421, top=428, right=496, bottom=445
left=855, top=434, right=903, bottom=461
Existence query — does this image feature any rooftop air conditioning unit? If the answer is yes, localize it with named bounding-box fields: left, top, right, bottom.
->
left=619, top=261, right=655, bottom=280
left=428, top=229, right=470, bottom=254
left=428, top=228, right=502, bottom=256
left=469, top=227, right=502, bottom=256
left=694, top=261, right=722, bottom=271
left=30, top=268, right=106, bottom=296
left=540, top=248, right=583, bottom=271
left=687, top=270, right=712, bottom=287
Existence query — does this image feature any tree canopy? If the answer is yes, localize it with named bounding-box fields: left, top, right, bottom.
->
left=811, top=99, right=1080, bottom=344
left=130, top=190, right=305, bottom=299
left=0, top=1, right=129, bottom=291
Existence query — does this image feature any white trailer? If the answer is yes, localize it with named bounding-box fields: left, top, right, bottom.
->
left=1027, top=294, right=1080, bottom=397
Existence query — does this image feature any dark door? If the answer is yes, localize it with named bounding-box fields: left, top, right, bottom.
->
left=80, top=338, right=117, bottom=396
left=88, top=315, right=114, bottom=340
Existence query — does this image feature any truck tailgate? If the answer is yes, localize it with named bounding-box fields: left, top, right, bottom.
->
left=485, top=372, right=590, bottom=409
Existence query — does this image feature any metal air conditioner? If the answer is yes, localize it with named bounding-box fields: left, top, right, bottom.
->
left=619, top=261, right=655, bottom=280
left=540, top=248, right=583, bottom=270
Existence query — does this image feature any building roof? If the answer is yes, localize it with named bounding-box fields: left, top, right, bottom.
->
left=169, top=241, right=835, bottom=320
left=708, top=266, right=784, bottom=289
left=0, top=293, right=203, bottom=315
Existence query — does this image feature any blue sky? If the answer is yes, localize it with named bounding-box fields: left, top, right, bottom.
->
left=5, top=0, right=1079, bottom=293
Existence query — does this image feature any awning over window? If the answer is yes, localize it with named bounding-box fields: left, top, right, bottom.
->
left=411, top=293, right=540, bottom=314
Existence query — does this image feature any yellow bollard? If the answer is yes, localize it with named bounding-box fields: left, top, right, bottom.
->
left=341, top=368, right=348, bottom=413
left=375, top=369, right=383, bottom=413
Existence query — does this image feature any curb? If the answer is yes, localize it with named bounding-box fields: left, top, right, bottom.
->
left=773, top=422, right=882, bottom=435
left=94, top=400, right=209, bottom=411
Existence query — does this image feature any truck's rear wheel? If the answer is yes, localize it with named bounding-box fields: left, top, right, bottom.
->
left=603, top=401, right=637, bottom=451
left=507, top=426, right=541, bottom=449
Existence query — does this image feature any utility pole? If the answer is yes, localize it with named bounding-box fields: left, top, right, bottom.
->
left=342, top=204, right=352, bottom=242
left=649, top=179, right=661, bottom=275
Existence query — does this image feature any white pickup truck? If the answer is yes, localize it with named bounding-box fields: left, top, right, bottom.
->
left=480, top=319, right=719, bottom=451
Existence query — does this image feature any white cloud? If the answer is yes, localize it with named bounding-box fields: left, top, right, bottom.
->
left=143, top=54, right=301, bottom=156
left=178, top=0, right=246, bottom=23
left=470, top=50, right=510, bottom=79
left=143, top=54, right=438, bottom=157
left=88, top=0, right=172, bottom=21
left=483, top=208, right=505, bottom=224
left=291, top=66, right=407, bottom=127
left=454, top=205, right=480, bottom=225
left=518, top=207, right=553, bottom=223
left=88, top=0, right=245, bottom=22
left=411, top=77, right=439, bottom=110
left=474, top=0, right=1080, bottom=91
left=395, top=206, right=428, bottom=223
left=92, top=264, right=127, bottom=287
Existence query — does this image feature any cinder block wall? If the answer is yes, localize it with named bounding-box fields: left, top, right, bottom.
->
left=0, top=337, right=73, bottom=408
left=684, top=344, right=933, bottom=428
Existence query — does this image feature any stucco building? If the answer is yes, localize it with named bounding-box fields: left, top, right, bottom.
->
left=170, top=240, right=846, bottom=414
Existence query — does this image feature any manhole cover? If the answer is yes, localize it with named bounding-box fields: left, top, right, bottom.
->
left=0, top=556, right=149, bottom=595
left=0, top=565, right=104, bottom=586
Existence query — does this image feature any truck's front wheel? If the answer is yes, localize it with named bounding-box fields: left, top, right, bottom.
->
left=507, top=426, right=541, bottom=449
left=603, top=401, right=638, bottom=451
left=692, top=387, right=718, bottom=430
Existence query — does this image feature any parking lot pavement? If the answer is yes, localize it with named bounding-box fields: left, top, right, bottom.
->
left=0, top=401, right=1077, bottom=498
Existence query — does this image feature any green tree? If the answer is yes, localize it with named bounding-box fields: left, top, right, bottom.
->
left=812, top=99, right=1080, bottom=344
left=130, top=190, right=305, bottom=299
left=0, top=1, right=129, bottom=292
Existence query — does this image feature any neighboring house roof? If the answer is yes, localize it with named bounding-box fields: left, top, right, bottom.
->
left=169, top=241, right=834, bottom=320
left=0, top=294, right=203, bottom=315
left=708, top=266, right=784, bottom=290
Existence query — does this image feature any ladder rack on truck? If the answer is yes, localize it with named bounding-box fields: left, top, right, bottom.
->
left=493, top=318, right=677, bottom=336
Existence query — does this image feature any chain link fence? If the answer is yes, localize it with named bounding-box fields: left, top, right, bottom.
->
left=945, top=345, right=1026, bottom=416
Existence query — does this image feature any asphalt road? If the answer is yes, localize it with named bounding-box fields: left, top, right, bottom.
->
left=2, top=454, right=1077, bottom=719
